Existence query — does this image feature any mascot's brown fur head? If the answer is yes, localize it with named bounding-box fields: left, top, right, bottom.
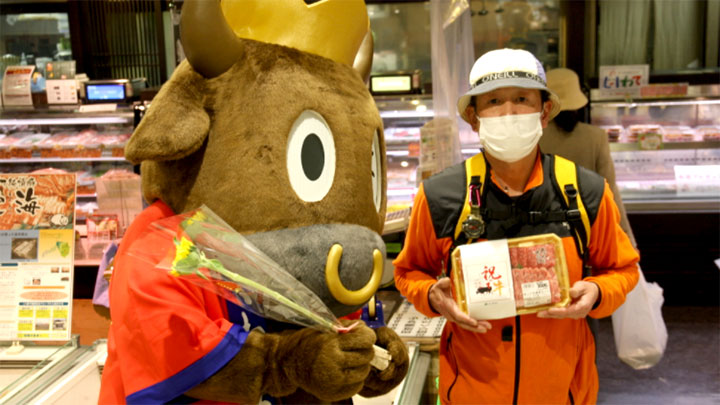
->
left=125, top=0, right=387, bottom=316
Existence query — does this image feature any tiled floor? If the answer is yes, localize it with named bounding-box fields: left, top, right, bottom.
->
left=596, top=306, right=720, bottom=404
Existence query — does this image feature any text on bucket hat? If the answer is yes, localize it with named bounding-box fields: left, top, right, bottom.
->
left=546, top=67, right=588, bottom=111
left=457, top=48, right=561, bottom=123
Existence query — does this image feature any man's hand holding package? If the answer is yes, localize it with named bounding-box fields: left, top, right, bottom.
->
left=537, top=280, right=600, bottom=319
left=429, top=278, right=492, bottom=333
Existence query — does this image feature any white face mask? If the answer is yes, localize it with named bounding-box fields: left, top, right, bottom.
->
left=477, top=112, right=543, bottom=163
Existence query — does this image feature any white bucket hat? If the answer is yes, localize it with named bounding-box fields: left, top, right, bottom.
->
left=457, top=48, right=561, bottom=123
left=546, top=67, right=588, bottom=111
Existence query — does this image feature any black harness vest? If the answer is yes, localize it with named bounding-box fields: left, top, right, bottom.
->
left=423, top=153, right=605, bottom=266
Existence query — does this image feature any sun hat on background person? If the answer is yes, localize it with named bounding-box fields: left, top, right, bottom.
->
left=456, top=48, right=562, bottom=123
left=545, top=67, right=589, bottom=132
left=546, top=67, right=588, bottom=111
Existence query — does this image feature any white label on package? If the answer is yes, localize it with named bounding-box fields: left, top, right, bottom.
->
left=520, top=280, right=552, bottom=308
left=458, top=239, right=516, bottom=320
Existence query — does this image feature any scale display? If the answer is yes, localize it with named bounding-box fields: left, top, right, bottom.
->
left=85, top=83, right=126, bottom=102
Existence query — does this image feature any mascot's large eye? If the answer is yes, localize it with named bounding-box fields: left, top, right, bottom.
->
left=287, top=110, right=336, bottom=202
left=371, top=130, right=382, bottom=212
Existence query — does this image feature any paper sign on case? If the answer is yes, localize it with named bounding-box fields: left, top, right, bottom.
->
left=598, top=64, right=649, bottom=98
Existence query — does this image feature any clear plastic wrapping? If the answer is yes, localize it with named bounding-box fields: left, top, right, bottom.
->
left=451, top=233, right=571, bottom=319
left=125, top=205, right=391, bottom=369
left=127, top=205, right=346, bottom=332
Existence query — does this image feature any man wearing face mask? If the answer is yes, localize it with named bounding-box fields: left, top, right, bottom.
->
left=393, top=49, right=639, bottom=404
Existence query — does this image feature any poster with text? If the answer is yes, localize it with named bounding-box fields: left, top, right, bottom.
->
left=0, top=173, right=76, bottom=341
left=598, top=64, right=649, bottom=98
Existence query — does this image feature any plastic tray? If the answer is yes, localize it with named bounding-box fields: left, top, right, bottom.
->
left=451, top=233, right=571, bottom=318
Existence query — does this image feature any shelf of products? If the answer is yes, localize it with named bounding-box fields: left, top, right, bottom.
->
left=376, top=95, right=430, bottom=209
left=378, top=87, right=720, bottom=217
left=0, top=107, right=137, bottom=266
left=377, top=95, right=478, bottom=210
left=590, top=85, right=720, bottom=212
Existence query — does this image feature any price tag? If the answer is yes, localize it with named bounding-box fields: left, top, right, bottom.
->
left=45, top=79, right=78, bottom=105
left=638, top=133, right=663, bottom=150
left=640, top=83, right=688, bottom=98
left=520, top=280, right=552, bottom=308
left=2, top=65, right=35, bottom=107
left=675, top=165, right=720, bottom=196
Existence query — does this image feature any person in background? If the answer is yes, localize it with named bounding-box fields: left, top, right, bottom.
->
left=393, top=48, right=639, bottom=404
left=540, top=67, right=636, bottom=246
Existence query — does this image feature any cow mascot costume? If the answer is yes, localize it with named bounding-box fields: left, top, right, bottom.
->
left=98, top=0, right=409, bottom=403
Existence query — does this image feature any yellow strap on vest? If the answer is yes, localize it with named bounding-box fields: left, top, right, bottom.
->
left=553, top=155, right=592, bottom=247
left=453, top=154, right=591, bottom=249
left=454, top=154, right=486, bottom=240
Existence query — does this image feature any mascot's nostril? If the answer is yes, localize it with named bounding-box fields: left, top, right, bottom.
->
left=325, top=244, right=383, bottom=306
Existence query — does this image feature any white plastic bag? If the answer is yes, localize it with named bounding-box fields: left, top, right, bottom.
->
left=611, top=267, right=668, bottom=369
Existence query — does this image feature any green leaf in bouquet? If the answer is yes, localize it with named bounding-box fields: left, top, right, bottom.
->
left=170, top=237, right=209, bottom=280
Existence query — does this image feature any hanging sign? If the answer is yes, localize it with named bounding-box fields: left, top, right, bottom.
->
left=598, top=64, right=649, bottom=98
left=2, top=65, right=35, bottom=107
left=0, top=173, right=77, bottom=341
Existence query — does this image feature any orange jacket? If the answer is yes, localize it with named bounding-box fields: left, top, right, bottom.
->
left=394, top=153, right=639, bottom=404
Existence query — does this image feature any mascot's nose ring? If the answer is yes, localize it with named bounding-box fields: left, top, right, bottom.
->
left=325, top=244, right=383, bottom=306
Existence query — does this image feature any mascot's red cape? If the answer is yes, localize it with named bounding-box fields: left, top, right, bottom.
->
left=98, top=0, right=409, bottom=403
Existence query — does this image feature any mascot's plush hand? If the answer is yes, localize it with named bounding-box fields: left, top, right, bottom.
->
left=277, top=322, right=376, bottom=402
left=188, top=321, right=377, bottom=403
left=360, top=326, right=410, bottom=398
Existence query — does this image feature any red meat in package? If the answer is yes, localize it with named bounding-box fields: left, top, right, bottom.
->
left=509, top=244, right=561, bottom=308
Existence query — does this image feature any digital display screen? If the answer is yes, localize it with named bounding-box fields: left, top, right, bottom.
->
left=86, top=84, right=126, bottom=101
left=370, top=75, right=412, bottom=93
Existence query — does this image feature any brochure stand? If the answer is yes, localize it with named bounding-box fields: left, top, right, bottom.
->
left=0, top=172, right=95, bottom=404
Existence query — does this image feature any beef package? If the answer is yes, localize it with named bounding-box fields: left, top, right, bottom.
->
left=451, top=233, right=571, bottom=319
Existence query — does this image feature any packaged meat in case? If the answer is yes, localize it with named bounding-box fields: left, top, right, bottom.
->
left=37, top=130, right=102, bottom=158
left=451, top=233, right=571, bottom=320
left=600, top=125, right=624, bottom=143
left=626, top=125, right=664, bottom=144
left=94, top=131, right=131, bottom=157
left=0, top=132, right=50, bottom=158
left=663, top=126, right=697, bottom=143
left=695, top=125, right=720, bottom=142
left=0, top=133, right=22, bottom=158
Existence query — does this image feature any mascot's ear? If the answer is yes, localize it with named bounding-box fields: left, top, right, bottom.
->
left=125, top=60, right=210, bottom=164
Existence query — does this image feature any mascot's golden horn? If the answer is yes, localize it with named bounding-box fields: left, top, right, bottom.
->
left=180, top=0, right=373, bottom=80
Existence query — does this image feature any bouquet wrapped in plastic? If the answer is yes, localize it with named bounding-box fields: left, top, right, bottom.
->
left=128, top=205, right=390, bottom=368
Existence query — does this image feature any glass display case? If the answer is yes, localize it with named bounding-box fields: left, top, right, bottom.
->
left=377, top=95, right=479, bottom=210
left=0, top=106, right=136, bottom=265
left=376, top=95, right=431, bottom=208
left=379, top=86, right=720, bottom=216
left=0, top=337, right=105, bottom=404
left=590, top=84, right=720, bottom=213
left=366, top=0, right=563, bottom=94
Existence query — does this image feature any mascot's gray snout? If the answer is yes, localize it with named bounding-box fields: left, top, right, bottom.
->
left=246, top=224, right=385, bottom=316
